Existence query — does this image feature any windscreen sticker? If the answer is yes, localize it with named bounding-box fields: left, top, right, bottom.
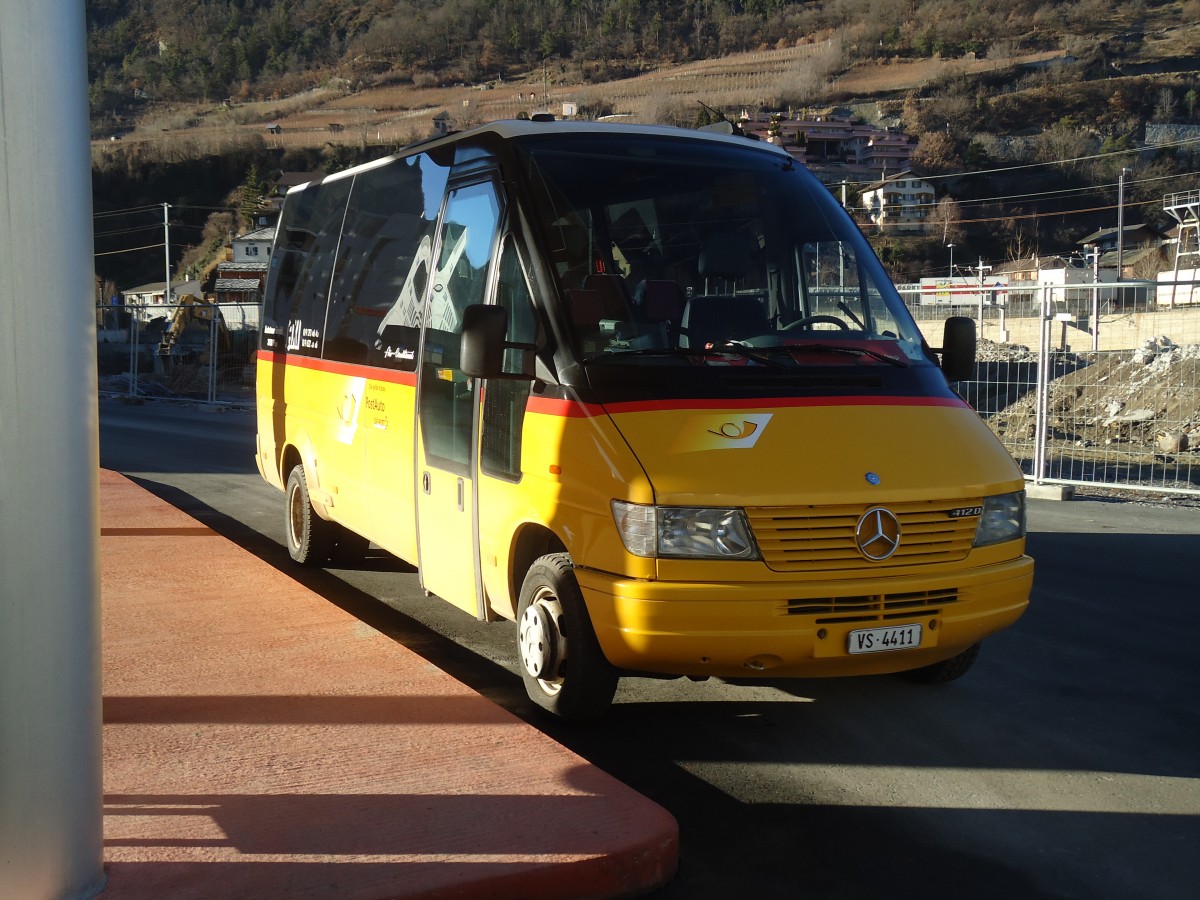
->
left=671, top=413, right=773, bottom=452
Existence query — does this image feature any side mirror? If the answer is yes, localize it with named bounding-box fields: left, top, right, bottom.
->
left=460, top=304, right=508, bottom=379
left=939, top=315, right=976, bottom=382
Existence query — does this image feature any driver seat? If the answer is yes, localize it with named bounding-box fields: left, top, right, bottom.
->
left=679, top=294, right=768, bottom=348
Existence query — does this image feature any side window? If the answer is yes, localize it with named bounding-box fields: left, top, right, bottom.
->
left=481, top=236, right=538, bottom=480
left=419, top=181, right=501, bottom=470
left=261, top=177, right=352, bottom=358
left=324, top=153, right=451, bottom=369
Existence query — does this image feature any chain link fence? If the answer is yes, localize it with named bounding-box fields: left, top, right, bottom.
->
left=902, top=279, right=1200, bottom=498
left=96, top=301, right=258, bottom=405
left=98, top=282, right=1200, bottom=496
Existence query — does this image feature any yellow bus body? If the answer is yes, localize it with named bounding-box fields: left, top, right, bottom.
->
left=255, top=120, right=1033, bottom=719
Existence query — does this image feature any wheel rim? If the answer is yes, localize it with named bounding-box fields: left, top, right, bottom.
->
left=519, top=590, right=565, bottom=695
left=287, top=480, right=303, bottom=550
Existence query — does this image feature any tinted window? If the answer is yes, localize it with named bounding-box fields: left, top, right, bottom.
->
left=261, top=176, right=352, bottom=357
left=324, top=154, right=450, bottom=369
left=419, top=181, right=502, bottom=470
left=481, top=236, right=538, bottom=480
left=517, top=135, right=928, bottom=364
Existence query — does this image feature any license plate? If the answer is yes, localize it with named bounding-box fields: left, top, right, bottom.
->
left=847, top=623, right=922, bottom=654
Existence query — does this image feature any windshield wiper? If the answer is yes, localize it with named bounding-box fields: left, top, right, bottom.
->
left=704, top=341, right=791, bottom=368
left=582, top=347, right=701, bottom=363
left=785, top=343, right=909, bottom=367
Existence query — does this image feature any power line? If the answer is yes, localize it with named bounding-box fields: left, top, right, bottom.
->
left=943, top=169, right=1200, bottom=211
left=843, top=135, right=1200, bottom=190
left=92, top=204, right=164, bottom=219
left=851, top=168, right=1199, bottom=227
left=94, top=242, right=164, bottom=257
left=94, top=224, right=164, bottom=238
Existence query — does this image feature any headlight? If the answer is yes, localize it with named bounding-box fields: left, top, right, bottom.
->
left=612, top=501, right=760, bottom=560
left=974, top=490, right=1026, bottom=547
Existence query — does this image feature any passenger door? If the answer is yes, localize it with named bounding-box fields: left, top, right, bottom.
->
left=415, top=178, right=501, bottom=616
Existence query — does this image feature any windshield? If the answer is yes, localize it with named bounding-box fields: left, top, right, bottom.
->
left=516, top=133, right=927, bottom=368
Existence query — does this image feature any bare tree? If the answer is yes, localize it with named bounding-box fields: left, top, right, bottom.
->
left=1153, top=87, right=1178, bottom=123
left=931, top=195, right=964, bottom=245
left=1000, top=207, right=1037, bottom=262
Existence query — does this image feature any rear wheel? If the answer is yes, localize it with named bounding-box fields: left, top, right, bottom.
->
left=285, top=465, right=335, bottom=565
left=898, top=642, right=981, bottom=684
left=517, top=553, right=618, bottom=723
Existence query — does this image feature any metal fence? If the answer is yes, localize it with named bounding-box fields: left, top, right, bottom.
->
left=96, top=301, right=258, bottom=404
left=902, top=279, right=1200, bottom=497
left=97, top=280, right=1200, bottom=496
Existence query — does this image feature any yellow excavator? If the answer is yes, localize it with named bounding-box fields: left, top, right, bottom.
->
left=157, top=294, right=231, bottom=362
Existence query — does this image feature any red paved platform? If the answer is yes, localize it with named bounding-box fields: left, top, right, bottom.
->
left=99, top=469, right=677, bottom=898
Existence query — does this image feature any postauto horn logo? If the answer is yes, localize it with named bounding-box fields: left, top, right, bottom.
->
left=672, top=413, right=773, bottom=452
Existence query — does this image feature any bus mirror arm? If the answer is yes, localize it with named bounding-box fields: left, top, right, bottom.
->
left=936, top=315, right=977, bottom=383
left=460, top=304, right=536, bottom=380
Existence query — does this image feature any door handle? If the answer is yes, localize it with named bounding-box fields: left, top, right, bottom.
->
left=422, top=471, right=431, bottom=495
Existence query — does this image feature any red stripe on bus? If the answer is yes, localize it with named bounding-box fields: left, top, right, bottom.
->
left=256, top=352, right=968, bottom=413
left=525, top=394, right=969, bottom=417
left=256, top=350, right=418, bottom=387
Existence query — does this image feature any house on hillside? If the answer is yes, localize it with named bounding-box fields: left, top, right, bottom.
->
left=739, top=112, right=914, bottom=182
left=859, top=170, right=935, bottom=233
left=991, top=255, right=1114, bottom=311
left=1077, top=223, right=1165, bottom=297
left=120, top=279, right=203, bottom=324
left=257, top=171, right=320, bottom=224
left=210, top=225, right=274, bottom=330
left=1078, top=223, right=1162, bottom=265
left=232, top=225, right=274, bottom=263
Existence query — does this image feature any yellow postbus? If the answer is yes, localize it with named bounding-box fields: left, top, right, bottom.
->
left=256, top=120, right=1033, bottom=721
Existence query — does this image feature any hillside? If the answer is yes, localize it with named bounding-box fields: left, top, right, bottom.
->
left=88, top=1, right=1200, bottom=289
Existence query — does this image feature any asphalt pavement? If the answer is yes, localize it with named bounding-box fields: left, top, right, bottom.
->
left=99, top=398, right=1200, bottom=900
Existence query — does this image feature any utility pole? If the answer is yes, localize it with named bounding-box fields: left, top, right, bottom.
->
left=947, top=243, right=955, bottom=279
left=974, top=257, right=992, bottom=337
left=1116, top=166, right=1130, bottom=281
left=163, top=202, right=172, bottom=304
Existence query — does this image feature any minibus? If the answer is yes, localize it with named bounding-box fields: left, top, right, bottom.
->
left=256, top=119, right=1033, bottom=721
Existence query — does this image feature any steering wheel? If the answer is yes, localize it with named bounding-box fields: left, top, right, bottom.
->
left=783, top=314, right=849, bottom=331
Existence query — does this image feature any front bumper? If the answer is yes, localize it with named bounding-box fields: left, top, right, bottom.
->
left=576, top=556, right=1034, bottom=678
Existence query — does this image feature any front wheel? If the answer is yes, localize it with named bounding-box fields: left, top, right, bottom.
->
left=516, top=553, right=618, bottom=723
left=897, top=643, right=981, bottom=684
left=285, top=464, right=335, bottom=565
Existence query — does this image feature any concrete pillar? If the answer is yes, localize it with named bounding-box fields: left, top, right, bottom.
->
left=0, top=1, right=106, bottom=897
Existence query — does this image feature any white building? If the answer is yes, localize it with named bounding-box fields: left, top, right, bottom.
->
left=860, top=170, right=935, bottom=233
left=120, top=279, right=203, bottom=324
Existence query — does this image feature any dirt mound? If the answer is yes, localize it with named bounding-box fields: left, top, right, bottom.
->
left=984, top=337, right=1200, bottom=456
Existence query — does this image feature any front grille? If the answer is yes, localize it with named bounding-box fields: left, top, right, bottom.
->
left=783, top=587, right=959, bottom=623
left=747, top=499, right=981, bottom=572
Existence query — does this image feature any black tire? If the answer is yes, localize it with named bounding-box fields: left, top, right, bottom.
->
left=285, top=464, right=335, bottom=565
left=898, top=642, right=982, bottom=684
left=516, top=553, right=618, bottom=723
